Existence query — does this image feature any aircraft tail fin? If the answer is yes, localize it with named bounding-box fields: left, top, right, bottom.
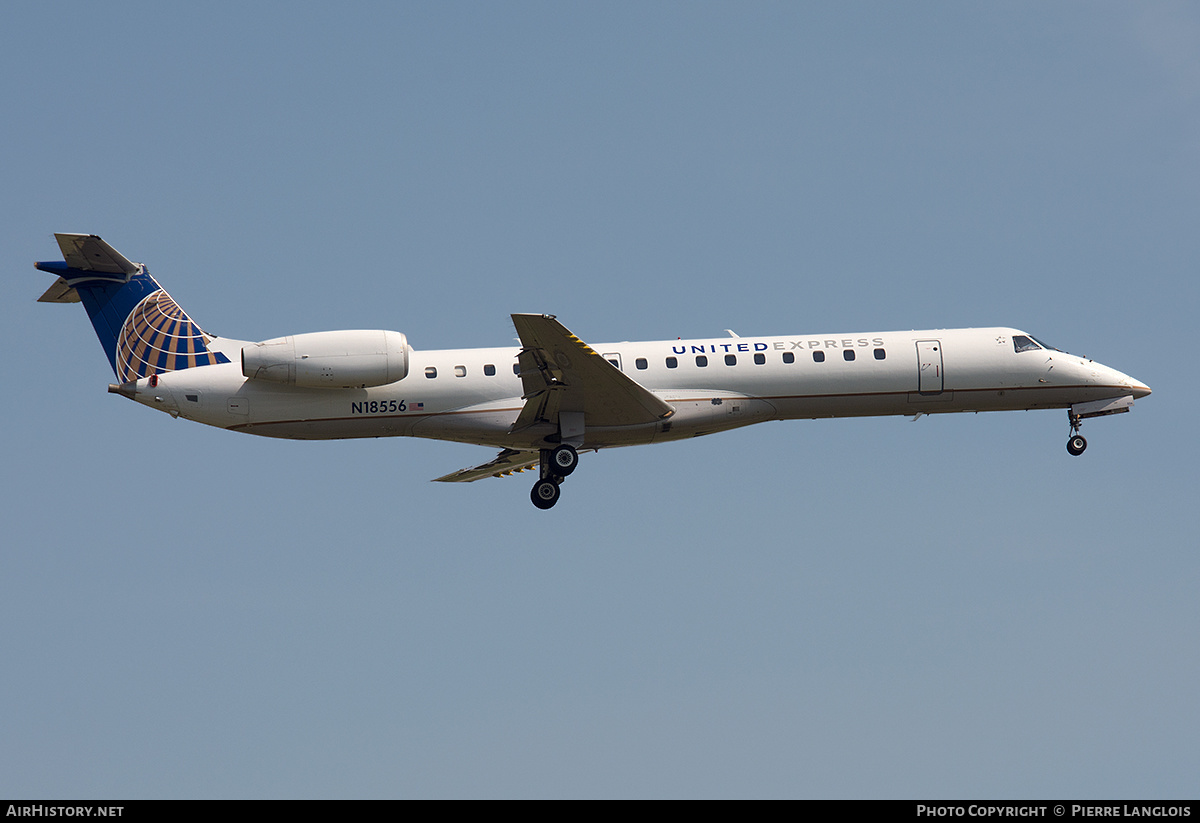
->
left=36, top=233, right=230, bottom=381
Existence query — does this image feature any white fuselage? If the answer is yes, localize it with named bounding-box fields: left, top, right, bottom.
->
left=130, top=326, right=1149, bottom=453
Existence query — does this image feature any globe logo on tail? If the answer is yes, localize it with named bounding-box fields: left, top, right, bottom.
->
left=115, top=289, right=228, bottom=382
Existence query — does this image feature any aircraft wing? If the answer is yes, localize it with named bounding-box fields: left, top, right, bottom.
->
left=433, top=449, right=541, bottom=483
left=509, top=314, right=674, bottom=433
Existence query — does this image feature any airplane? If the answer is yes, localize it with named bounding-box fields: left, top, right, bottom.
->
left=36, top=233, right=1151, bottom=510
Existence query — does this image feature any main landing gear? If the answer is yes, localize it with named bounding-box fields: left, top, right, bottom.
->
left=1066, top=410, right=1087, bottom=456
left=530, top=444, right=578, bottom=510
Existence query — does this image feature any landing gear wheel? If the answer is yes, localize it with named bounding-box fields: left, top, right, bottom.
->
left=531, top=479, right=561, bottom=509
left=1067, top=435, right=1087, bottom=456
left=550, top=444, right=578, bottom=477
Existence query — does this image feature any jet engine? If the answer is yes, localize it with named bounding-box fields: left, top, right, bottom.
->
left=241, top=330, right=409, bottom=388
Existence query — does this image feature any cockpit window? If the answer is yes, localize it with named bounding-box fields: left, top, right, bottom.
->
left=1031, top=336, right=1062, bottom=352
left=1012, top=335, right=1041, bottom=353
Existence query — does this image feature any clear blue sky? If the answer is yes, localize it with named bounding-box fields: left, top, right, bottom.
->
left=2, top=1, right=1197, bottom=798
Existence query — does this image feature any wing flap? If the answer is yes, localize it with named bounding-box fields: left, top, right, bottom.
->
left=433, top=449, right=541, bottom=483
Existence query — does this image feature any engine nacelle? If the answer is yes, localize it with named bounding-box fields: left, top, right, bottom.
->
left=242, top=330, right=409, bottom=388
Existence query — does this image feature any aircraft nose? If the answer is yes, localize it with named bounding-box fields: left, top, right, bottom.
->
left=1095, top=362, right=1150, bottom=398
left=1112, top=366, right=1151, bottom=398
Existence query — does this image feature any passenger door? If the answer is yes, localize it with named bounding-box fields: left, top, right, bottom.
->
left=916, top=340, right=943, bottom=395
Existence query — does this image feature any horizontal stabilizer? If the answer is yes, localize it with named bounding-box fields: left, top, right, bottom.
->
left=434, top=449, right=542, bottom=483
left=36, top=234, right=141, bottom=291
left=37, top=277, right=81, bottom=303
left=54, top=233, right=140, bottom=274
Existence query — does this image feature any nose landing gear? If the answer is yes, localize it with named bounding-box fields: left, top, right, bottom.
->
left=1067, top=434, right=1087, bottom=456
left=1063, top=396, right=1138, bottom=456
left=530, top=444, right=578, bottom=509
left=1066, top=410, right=1087, bottom=456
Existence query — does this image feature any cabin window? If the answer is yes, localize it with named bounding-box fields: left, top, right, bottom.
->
left=484, top=364, right=496, bottom=376
left=666, top=357, right=678, bottom=369
left=812, top=351, right=825, bottom=363
left=844, top=350, right=855, bottom=362
left=454, top=365, right=466, bottom=377
left=636, top=358, right=648, bottom=370
left=754, top=353, right=765, bottom=365
left=725, top=354, right=737, bottom=366
left=783, top=352, right=795, bottom=364
left=425, top=366, right=437, bottom=378
left=874, top=348, right=886, bottom=360
left=695, top=355, right=708, bottom=367
left=513, top=364, right=520, bottom=375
